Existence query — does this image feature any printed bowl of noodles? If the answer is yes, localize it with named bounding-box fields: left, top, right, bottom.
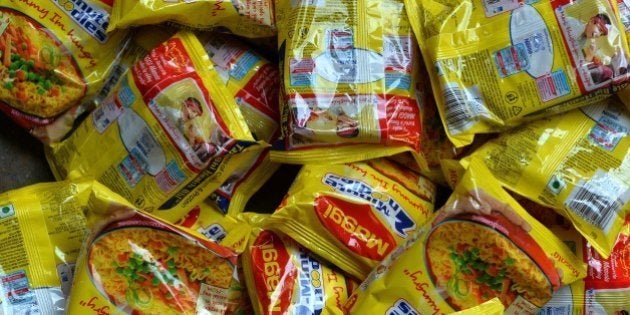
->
left=87, top=226, right=237, bottom=314
left=424, top=213, right=561, bottom=311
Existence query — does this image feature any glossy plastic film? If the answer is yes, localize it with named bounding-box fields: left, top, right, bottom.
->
left=240, top=213, right=358, bottom=315
left=176, top=200, right=251, bottom=254
left=265, top=158, right=436, bottom=279
left=344, top=159, right=585, bottom=314
left=405, top=0, right=630, bottom=147
left=0, top=179, right=136, bottom=314
left=524, top=201, right=630, bottom=314
left=201, top=33, right=282, bottom=216
left=272, top=0, right=428, bottom=169
left=68, top=207, right=246, bottom=314
left=0, top=180, right=86, bottom=314
left=466, top=98, right=630, bottom=258
left=45, top=31, right=263, bottom=223
left=0, top=0, right=129, bottom=143
left=109, top=0, right=275, bottom=38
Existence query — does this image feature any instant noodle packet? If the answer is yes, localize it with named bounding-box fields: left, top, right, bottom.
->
left=68, top=204, right=247, bottom=314
left=264, top=158, right=436, bottom=280
left=109, top=0, right=276, bottom=38
left=464, top=98, right=630, bottom=258
left=0, top=0, right=129, bottom=143
left=201, top=33, right=281, bottom=215
left=520, top=199, right=630, bottom=314
left=240, top=213, right=358, bottom=315
left=46, top=30, right=263, bottom=223
left=0, top=179, right=129, bottom=314
left=405, top=0, right=630, bottom=147
left=272, top=0, right=429, bottom=170
left=344, top=159, right=586, bottom=314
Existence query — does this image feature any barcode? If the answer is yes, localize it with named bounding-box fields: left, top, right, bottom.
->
left=96, top=64, right=128, bottom=104
left=442, top=84, right=474, bottom=134
left=564, top=172, right=626, bottom=232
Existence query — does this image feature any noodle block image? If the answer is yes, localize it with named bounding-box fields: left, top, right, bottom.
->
left=425, top=214, right=558, bottom=310
left=0, top=1, right=129, bottom=142
left=344, top=159, right=585, bottom=314
left=46, top=31, right=261, bottom=223
left=240, top=213, right=358, bottom=315
left=0, top=9, right=83, bottom=118
left=272, top=0, right=428, bottom=168
left=465, top=97, right=630, bottom=258
left=265, top=158, right=436, bottom=279
left=69, top=210, right=245, bottom=315
left=405, top=0, right=630, bottom=147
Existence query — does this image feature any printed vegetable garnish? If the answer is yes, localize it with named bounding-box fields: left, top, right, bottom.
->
left=69, top=210, right=245, bottom=314
left=447, top=247, right=515, bottom=299
left=0, top=2, right=128, bottom=143
left=0, top=9, right=83, bottom=117
left=344, top=159, right=585, bottom=314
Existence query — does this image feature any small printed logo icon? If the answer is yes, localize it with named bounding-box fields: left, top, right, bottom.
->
left=0, top=204, right=15, bottom=219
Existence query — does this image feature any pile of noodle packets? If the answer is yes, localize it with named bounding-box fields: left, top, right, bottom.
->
left=2, top=0, right=630, bottom=314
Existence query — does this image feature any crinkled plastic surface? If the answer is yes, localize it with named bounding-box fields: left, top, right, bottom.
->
left=46, top=31, right=263, bottom=223
left=0, top=1, right=129, bottom=143
left=109, top=0, right=276, bottom=38
left=265, top=158, right=436, bottom=279
left=405, top=0, right=630, bottom=147
left=240, top=213, right=358, bottom=315
left=272, top=0, right=427, bottom=169
left=527, top=203, right=630, bottom=314
left=201, top=33, right=281, bottom=216
left=466, top=98, right=630, bottom=258
left=68, top=207, right=246, bottom=314
left=0, top=179, right=132, bottom=314
left=344, top=159, right=585, bottom=314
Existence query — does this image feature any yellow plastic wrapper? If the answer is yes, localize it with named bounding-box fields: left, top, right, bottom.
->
left=0, top=0, right=129, bottom=143
left=465, top=98, right=630, bottom=258
left=176, top=200, right=251, bottom=254
left=272, top=0, right=429, bottom=170
left=0, top=179, right=130, bottom=314
left=264, top=158, right=436, bottom=279
left=344, top=159, right=586, bottom=314
left=240, top=213, right=359, bottom=315
left=405, top=0, right=630, bottom=147
left=68, top=203, right=247, bottom=314
left=46, top=30, right=263, bottom=223
left=520, top=200, right=630, bottom=314
left=109, top=0, right=276, bottom=38
left=202, top=33, right=281, bottom=215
